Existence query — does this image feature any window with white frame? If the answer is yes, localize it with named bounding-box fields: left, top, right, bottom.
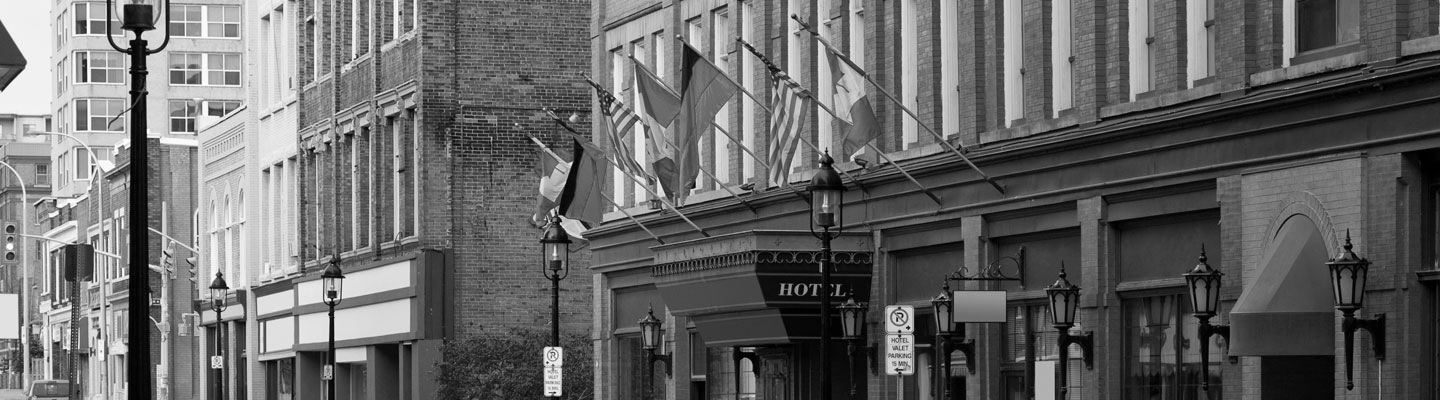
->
left=171, top=4, right=240, bottom=38
left=169, top=100, right=199, bottom=134
left=901, top=0, right=918, bottom=146
left=1004, top=0, right=1024, bottom=125
left=72, top=147, right=92, bottom=181
left=1129, top=0, right=1154, bottom=98
left=36, top=164, right=49, bottom=185
left=712, top=8, right=733, bottom=186
left=1053, top=0, right=1074, bottom=116
left=817, top=0, right=834, bottom=153
left=169, top=53, right=241, bottom=86
left=1287, top=0, right=1360, bottom=63
left=350, top=0, right=369, bottom=59
left=74, top=98, right=126, bottom=132
left=75, top=51, right=123, bottom=84
left=786, top=0, right=804, bottom=170
left=74, top=2, right=120, bottom=36
left=310, top=0, right=322, bottom=79
left=56, top=58, right=67, bottom=95
left=352, top=128, right=370, bottom=250
left=940, top=0, right=960, bottom=136
left=1186, top=0, right=1216, bottom=85
left=740, top=1, right=757, bottom=184
left=205, top=100, right=242, bottom=117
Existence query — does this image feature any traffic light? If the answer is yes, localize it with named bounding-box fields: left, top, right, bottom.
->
left=3, top=223, right=16, bottom=264
left=160, top=238, right=175, bottom=274
left=63, top=243, right=93, bottom=282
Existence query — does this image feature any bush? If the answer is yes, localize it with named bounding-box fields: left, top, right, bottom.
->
left=436, top=327, right=594, bottom=400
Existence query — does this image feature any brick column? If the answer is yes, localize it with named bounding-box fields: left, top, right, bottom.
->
left=1077, top=196, right=1110, bottom=400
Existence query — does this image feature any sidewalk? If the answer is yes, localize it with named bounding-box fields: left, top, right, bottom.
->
left=0, top=389, right=23, bottom=400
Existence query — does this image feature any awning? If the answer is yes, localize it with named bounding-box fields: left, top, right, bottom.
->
left=651, top=230, right=873, bottom=347
left=1229, top=214, right=1335, bottom=356
left=0, top=21, right=27, bottom=91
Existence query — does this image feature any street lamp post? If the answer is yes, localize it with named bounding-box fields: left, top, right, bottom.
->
left=1182, top=246, right=1229, bottom=390
left=636, top=306, right=671, bottom=400
left=1326, top=231, right=1385, bottom=390
left=321, top=258, right=345, bottom=400
left=103, top=1, right=173, bottom=398
left=807, top=152, right=845, bottom=400
left=208, top=273, right=229, bottom=400
left=836, top=298, right=866, bottom=399
left=1044, top=264, right=1094, bottom=399
left=540, top=216, right=571, bottom=350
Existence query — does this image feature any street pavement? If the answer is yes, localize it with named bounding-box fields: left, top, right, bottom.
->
left=0, top=389, right=22, bottom=400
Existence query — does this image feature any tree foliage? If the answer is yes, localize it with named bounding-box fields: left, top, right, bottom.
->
left=437, top=327, right=594, bottom=400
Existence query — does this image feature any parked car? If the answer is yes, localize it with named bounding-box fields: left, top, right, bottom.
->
left=25, top=380, right=69, bottom=400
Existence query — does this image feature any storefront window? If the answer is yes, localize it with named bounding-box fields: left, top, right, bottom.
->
left=1003, top=303, right=1084, bottom=400
left=265, top=358, right=295, bottom=400
left=617, top=335, right=664, bottom=399
left=1121, top=294, right=1222, bottom=399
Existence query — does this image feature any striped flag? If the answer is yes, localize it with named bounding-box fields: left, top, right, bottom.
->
left=766, top=75, right=812, bottom=187
left=590, top=80, right=646, bottom=177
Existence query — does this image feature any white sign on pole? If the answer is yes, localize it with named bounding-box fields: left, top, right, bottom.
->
left=883, top=305, right=914, bottom=334
left=322, top=365, right=333, bottom=380
left=543, top=366, right=563, bottom=397
left=884, top=334, right=915, bottom=375
left=0, top=294, right=17, bottom=340
left=210, top=355, right=223, bottom=369
left=952, top=291, right=1008, bottom=323
left=543, top=346, right=564, bottom=367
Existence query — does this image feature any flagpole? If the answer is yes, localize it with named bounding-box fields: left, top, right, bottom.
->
left=705, top=119, right=813, bottom=205
left=537, top=114, right=712, bottom=238
left=807, top=93, right=944, bottom=207
left=790, top=14, right=1007, bottom=196
left=598, top=191, right=666, bottom=245
left=734, top=38, right=872, bottom=193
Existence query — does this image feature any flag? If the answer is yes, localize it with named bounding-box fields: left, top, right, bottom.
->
left=766, top=76, right=812, bottom=186
left=827, top=48, right=879, bottom=159
left=533, top=144, right=571, bottom=227
left=558, top=138, right=605, bottom=231
left=632, top=59, right=683, bottom=197
left=676, top=43, right=739, bottom=195
left=593, top=82, right=646, bottom=177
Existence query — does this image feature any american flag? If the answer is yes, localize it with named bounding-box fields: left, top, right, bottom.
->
left=766, top=76, right=812, bottom=187
left=597, top=88, right=646, bottom=177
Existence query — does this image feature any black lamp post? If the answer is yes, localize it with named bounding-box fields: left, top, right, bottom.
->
left=1182, top=245, right=1229, bottom=390
left=637, top=306, right=672, bottom=400
left=1326, top=230, right=1385, bottom=391
left=541, top=216, right=571, bottom=349
left=930, top=280, right=976, bottom=399
left=837, top=297, right=866, bottom=399
left=1044, top=264, right=1093, bottom=399
left=808, top=151, right=845, bottom=400
left=105, top=1, right=172, bottom=399
left=208, top=273, right=229, bottom=400
left=321, top=258, right=345, bottom=400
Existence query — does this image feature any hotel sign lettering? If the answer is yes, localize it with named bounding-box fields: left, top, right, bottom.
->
left=775, top=282, right=850, bottom=297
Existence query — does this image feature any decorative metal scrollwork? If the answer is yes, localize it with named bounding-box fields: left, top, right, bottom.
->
left=946, top=246, right=1023, bottom=282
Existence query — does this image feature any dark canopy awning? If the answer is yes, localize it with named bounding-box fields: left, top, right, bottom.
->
left=1229, top=214, right=1335, bottom=356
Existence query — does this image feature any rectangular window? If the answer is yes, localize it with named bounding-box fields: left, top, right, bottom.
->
left=169, top=100, right=199, bottom=134
left=1295, top=0, right=1360, bottom=52
left=1187, top=0, right=1216, bottom=85
left=75, top=51, right=124, bottom=84
left=169, top=53, right=242, bottom=86
left=632, top=39, right=651, bottom=204
left=311, top=0, right=323, bottom=78
left=171, top=5, right=241, bottom=38
left=1005, top=303, right=1086, bottom=398
left=36, top=164, right=49, bottom=185
left=265, top=358, right=294, bottom=400
left=205, top=100, right=242, bottom=117
left=1053, top=0, right=1074, bottom=115
left=74, top=3, right=120, bottom=36
left=73, top=148, right=92, bottom=181
left=74, top=99, right=126, bottom=132
left=1121, top=294, right=1223, bottom=398
left=940, top=0, right=960, bottom=136
left=739, top=1, right=757, bottom=184
left=901, top=0, right=918, bottom=146
left=712, top=8, right=732, bottom=186
left=350, top=0, right=369, bottom=59
left=1003, top=0, right=1024, bottom=125
left=1130, top=0, right=1154, bottom=98
left=353, top=129, right=370, bottom=249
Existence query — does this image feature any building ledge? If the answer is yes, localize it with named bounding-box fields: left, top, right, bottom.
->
left=1250, top=50, right=1368, bottom=87
left=1401, top=35, right=1440, bottom=57
left=1100, top=82, right=1222, bottom=120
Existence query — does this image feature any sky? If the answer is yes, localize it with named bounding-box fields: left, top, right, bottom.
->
left=0, top=0, right=52, bottom=115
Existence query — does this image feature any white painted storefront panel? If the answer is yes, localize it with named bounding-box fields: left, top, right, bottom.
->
left=257, top=289, right=295, bottom=316
left=297, top=260, right=412, bottom=307
left=262, top=316, right=295, bottom=353
left=296, top=298, right=412, bottom=345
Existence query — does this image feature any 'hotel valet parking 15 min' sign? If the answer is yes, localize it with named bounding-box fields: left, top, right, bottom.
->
left=884, top=305, right=916, bottom=375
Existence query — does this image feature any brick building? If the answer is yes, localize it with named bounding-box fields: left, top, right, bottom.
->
left=0, top=140, right=51, bottom=386
left=198, top=0, right=595, bottom=399
left=586, top=0, right=1440, bottom=399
